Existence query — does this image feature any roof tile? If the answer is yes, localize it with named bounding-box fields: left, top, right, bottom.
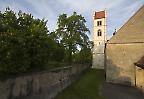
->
left=94, top=11, right=105, bottom=19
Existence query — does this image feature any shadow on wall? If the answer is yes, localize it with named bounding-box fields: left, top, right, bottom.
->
left=106, top=59, right=132, bottom=86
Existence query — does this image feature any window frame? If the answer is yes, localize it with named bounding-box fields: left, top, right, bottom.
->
left=97, top=29, right=102, bottom=36
left=97, top=21, right=102, bottom=26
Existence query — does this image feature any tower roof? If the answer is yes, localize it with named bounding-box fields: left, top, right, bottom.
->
left=108, top=5, right=144, bottom=44
left=94, top=11, right=105, bottom=19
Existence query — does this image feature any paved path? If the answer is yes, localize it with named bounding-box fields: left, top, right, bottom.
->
left=102, top=83, right=144, bottom=99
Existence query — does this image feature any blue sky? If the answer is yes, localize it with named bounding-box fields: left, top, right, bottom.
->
left=0, top=0, right=144, bottom=39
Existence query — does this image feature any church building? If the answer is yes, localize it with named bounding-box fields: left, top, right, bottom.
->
left=93, top=11, right=107, bottom=69
left=106, top=5, right=144, bottom=92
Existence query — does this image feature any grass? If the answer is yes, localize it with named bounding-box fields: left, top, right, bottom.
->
left=55, top=68, right=105, bottom=99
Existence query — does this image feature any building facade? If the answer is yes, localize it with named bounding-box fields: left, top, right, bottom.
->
left=93, top=11, right=107, bottom=69
left=106, top=5, right=144, bottom=92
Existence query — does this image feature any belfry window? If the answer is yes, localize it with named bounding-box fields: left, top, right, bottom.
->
left=97, top=21, right=102, bottom=26
left=97, top=29, right=102, bottom=36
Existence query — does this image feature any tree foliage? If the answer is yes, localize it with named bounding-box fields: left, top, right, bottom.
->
left=0, top=8, right=93, bottom=76
left=56, top=12, right=93, bottom=64
left=0, top=8, right=55, bottom=74
left=73, top=48, right=92, bottom=64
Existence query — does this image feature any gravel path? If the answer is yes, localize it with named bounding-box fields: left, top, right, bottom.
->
left=102, top=83, right=144, bottom=99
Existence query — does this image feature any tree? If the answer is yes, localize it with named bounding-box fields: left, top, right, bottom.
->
left=73, top=48, right=92, bottom=64
left=0, top=8, right=53, bottom=74
left=56, top=12, right=92, bottom=64
left=48, top=31, right=65, bottom=62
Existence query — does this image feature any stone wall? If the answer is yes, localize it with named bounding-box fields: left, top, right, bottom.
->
left=106, top=43, right=144, bottom=92
left=0, top=64, right=90, bottom=99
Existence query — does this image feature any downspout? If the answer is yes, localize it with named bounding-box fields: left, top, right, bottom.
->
left=134, top=65, right=136, bottom=86
left=104, top=43, right=107, bottom=79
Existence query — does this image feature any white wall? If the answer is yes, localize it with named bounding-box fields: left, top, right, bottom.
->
left=93, top=13, right=107, bottom=69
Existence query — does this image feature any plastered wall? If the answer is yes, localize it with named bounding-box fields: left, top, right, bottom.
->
left=106, top=43, right=144, bottom=88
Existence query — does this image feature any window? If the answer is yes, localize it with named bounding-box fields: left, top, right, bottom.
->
left=97, top=21, right=102, bottom=26
left=97, top=29, right=102, bottom=36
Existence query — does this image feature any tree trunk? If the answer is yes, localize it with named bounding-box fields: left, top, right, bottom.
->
left=68, top=43, right=72, bottom=65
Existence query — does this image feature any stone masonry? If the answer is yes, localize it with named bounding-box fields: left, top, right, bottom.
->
left=0, top=64, right=90, bottom=99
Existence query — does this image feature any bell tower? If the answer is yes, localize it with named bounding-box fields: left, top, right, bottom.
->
left=93, top=10, right=107, bottom=69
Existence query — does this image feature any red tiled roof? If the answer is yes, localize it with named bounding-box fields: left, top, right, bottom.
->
left=94, top=11, right=105, bottom=19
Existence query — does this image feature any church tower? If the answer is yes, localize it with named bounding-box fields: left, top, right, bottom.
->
left=93, top=10, right=107, bottom=69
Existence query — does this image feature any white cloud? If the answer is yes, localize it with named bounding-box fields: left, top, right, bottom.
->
left=23, top=0, right=58, bottom=31
left=0, top=0, right=144, bottom=38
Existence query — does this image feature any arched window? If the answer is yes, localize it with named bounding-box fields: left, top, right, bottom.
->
left=97, top=29, right=102, bottom=36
